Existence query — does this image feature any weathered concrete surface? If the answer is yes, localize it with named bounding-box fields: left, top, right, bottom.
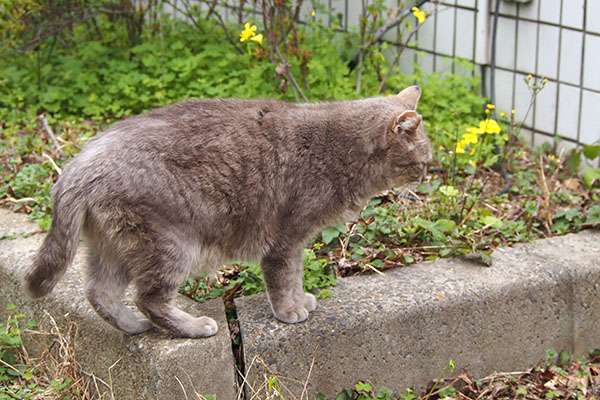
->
left=3, top=205, right=599, bottom=400
left=236, top=229, right=600, bottom=399
left=0, top=208, right=238, bottom=400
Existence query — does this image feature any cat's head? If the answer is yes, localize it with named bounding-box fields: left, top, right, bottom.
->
left=384, top=86, right=432, bottom=189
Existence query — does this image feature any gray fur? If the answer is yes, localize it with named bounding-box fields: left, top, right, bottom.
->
left=21, top=86, right=432, bottom=338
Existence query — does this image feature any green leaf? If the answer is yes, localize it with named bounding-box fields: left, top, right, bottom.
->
left=355, top=381, right=372, bottom=392
left=322, top=224, right=345, bottom=245
left=6, top=366, right=23, bottom=376
left=566, top=149, right=582, bottom=173
left=583, top=144, right=600, bottom=160
left=1, top=350, right=15, bottom=366
left=439, top=185, right=459, bottom=197
left=582, top=168, right=600, bottom=188
left=479, top=215, right=502, bottom=227
left=335, top=389, right=356, bottom=400
left=516, top=387, right=528, bottom=395
left=558, top=348, right=569, bottom=365
left=584, top=205, right=600, bottom=225
left=433, top=219, right=456, bottom=232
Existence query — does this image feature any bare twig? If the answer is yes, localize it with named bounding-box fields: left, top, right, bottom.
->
left=274, top=47, right=308, bottom=102
left=348, top=0, right=430, bottom=71
left=300, top=345, right=319, bottom=400
left=42, top=152, right=62, bottom=175
left=37, top=114, right=62, bottom=154
left=356, top=0, right=367, bottom=94
left=376, top=25, right=419, bottom=93
left=538, top=155, right=553, bottom=234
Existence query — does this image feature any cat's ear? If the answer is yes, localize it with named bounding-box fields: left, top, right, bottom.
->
left=393, top=110, right=422, bottom=135
left=397, top=86, right=421, bottom=110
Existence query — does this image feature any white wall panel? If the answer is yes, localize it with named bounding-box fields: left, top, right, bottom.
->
left=557, top=83, right=582, bottom=140
left=455, top=8, right=475, bottom=59
left=516, top=20, right=537, bottom=73
left=580, top=90, right=600, bottom=144
left=537, top=24, right=560, bottom=80
left=534, top=80, right=558, bottom=134
left=583, top=34, right=600, bottom=92
left=562, top=0, right=585, bottom=30
left=539, top=0, right=561, bottom=25
left=587, top=0, right=600, bottom=34
left=495, top=17, right=517, bottom=69
left=559, top=29, right=583, bottom=86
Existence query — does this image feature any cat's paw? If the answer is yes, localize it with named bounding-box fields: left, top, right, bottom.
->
left=273, top=304, right=309, bottom=324
left=118, top=311, right=154, bottom=334
left=300, top=293, right=317, bottom=312
left=121, top=319, right=154, bottom=335
left=187, top=316, right=218, bottom=338
left=271, top=293, right=317, bottom=323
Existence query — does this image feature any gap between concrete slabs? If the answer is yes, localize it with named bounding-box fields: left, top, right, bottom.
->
left=1, top=207, right=599, bottom=399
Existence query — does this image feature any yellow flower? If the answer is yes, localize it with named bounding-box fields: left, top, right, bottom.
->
left=487, top=104, right=495, bottom=110
left=500, top=112, right=505, bottom=117
left=468, top=160, right=476, bottom=167
left=461, top=131, right=479, bottom=145
left=412, top=6, right=426, bottom=24
left=480, top=119, right=501, bottom=134
left=240, top=23, right=257, bottom=42
left=455, top=143, right=466, bottom=154
left=485, top=109, right=490, bottom=114
left=311, top=9, right=316, bottom=17
left=511, top=109, right=516, bottom=115
left=466, top=125, right=483, bottom=135
left=250, top=33, right=263, bottom=45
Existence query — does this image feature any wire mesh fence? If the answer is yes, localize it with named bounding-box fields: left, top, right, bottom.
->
left=163, top=0, right=599, bottom=151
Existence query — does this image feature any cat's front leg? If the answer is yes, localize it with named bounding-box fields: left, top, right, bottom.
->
left=261, top=246, right=317, bottom=323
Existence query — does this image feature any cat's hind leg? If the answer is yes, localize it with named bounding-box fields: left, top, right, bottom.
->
left=133, top=244, right=217, bottom=338
left=85, top=247, right=154, bottom=334
left=261, top=246, right=317, bottom=324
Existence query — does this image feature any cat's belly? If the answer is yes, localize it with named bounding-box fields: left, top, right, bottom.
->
left=183, top=241, right=260, bottom=277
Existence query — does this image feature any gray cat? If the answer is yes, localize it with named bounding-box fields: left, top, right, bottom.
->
left=21, top=86, right=432, bottom=338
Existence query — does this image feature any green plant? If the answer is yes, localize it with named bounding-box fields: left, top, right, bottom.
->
left=180, top=243, right=336, bottom=301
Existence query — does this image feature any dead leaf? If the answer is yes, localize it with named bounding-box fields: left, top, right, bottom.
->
left=275, top=62, right=291, bottom=76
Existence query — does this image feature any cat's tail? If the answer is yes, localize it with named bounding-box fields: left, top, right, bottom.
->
left=22, top=186, right=85, bottom=299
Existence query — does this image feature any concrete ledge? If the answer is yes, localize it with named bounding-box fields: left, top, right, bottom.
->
left=0, top=208, right=238, bottom=400
left=2, top=206, right=599, bottom=399
left=236, top=229, right=600, bottom=399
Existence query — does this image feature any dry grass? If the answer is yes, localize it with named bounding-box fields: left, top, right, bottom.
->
left=3, top=310, right=113, bottom=399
